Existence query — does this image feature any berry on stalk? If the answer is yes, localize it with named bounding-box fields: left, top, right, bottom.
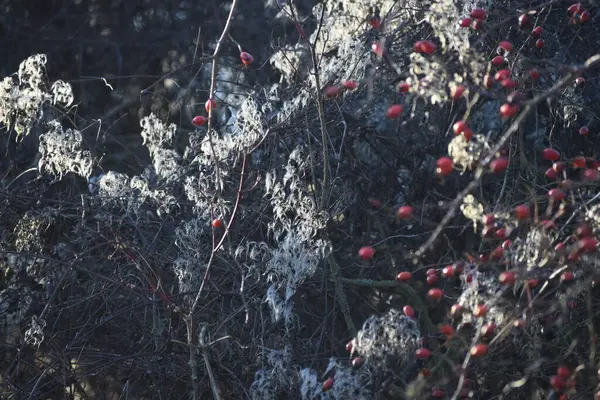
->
left=192, top=115, right=206, bottom=126
left=358, top=246, right=375, bottom=260
left=205, top=98, right=217, bottom=113
left=240, top=51, right=254, bottom=65
left=414, top=40, right=436, bottom=54
left=436, top=157, right=453, bottom=177
left=397, top=205, right=414, bottom=219
left=386, top=104, right=403, bottom=119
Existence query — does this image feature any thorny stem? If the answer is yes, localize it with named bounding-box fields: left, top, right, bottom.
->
left=285, top=3, right=359, bottom=341
left=206, top=0, right=239, bottom=194
left=187, top=153, right=247, bottom=400
left=290, top=3, right=331, bottom=210
left=414, top=53, right=600, bottom=261
left=186, top=2, right=239, bottom=398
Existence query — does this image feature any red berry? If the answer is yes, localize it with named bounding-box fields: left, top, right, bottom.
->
left=579, top=125, right=590, bottom=136
left=518, top=14, right=530, bottom=28
left=386, top=104, right=403, bottom=119
left=535, top=39, right=545, bottom=49
left=491, top=55, right=506, bottom=66
left=553, top=161, right=567, bottom=173
left=528, top=279, right=540, bottom=288
left=499, top=271, right=517, bottom=285
left=420, top=368, right=431, bottom=378
left=451, top=85, right=466, bottom=101
left=472, top=18, right=485, bottom=30
left=532, top=26, right=543, bottom=36
left=482, top=322, right=496, bottom=337
left=192, top=115, right=207, bottom=126
left=461, top=127, right=473, bottom=141
left=500, top=79, right=518, bottom=90
left=345, top=340, right=354, bottom=352
left=567, top=3, right=584, bottom=16
left=416, top=348, right=432, bottom=359
left=358, top=246, right=375, bottom=260
left=545, top=167, right=558, bottom=180
left=548, top=188, right=565, bottom=201
left=576, top=223, right=593, bottom=238
left=578, top=237, right=598, bottom=253
left=575, top=77, right=586, bottom=87
left=483, top=214, right=495, bottom=225
left=368, top=16, right=381, bottom=29
left=442, top=265, right=455, bottom=278
left=495, top=228, right=508, bottom=239
left=414, top=40, right=436, bottom=55
left=529, top=68, right=540, bottom=80
left=470, top=8, right=487, bottom=19
left=515, top=204, right=530, bottom=220
left=212, top=218, right=224, bottom=229
left=342, top=80, right=358, bottom=90
left=427, top=268, right=438, bottom=276
left=500, top=103, right=519, bottom=117
left=543, top=148, right=561, bottom=161
left=470, top=343, right=488, bottom=357
left=557, top=366, right=571, bottom=379
left=397, top=271, right=413, bottom=282
left=240, top=51, right=254, bottom=65
left=573, top=155, right=586, bottom=168
left=498, top=40, right=513, bottom=52
left=584, top=168, right=598, bottom=181
left=397, top=205, right=414, bottom=219
left=439, top=324, right=454, bottom=336
left=490, top=246, right=504, bottom=260
left=397, top=82, right=410, bottom=93
left=490, top=157, right=508, bottom=173
left=371, top=42, right=384, bottom=56
left=426, top=274, right=439, bottom=286
left=428, top=288, right=444, bottom=300
left=473, top=304, right=488, bottom=317
left=451, top=304, right=464, bottom=317
left=550, top=375, right=566, bottom=392
left=324, top=85, right=341, bottom=98
left=561, top=271, right=575, bottom=282
left=351, top=357, right=364, bottom=368
left=453, top=120, right=468, bottom=135
left=403, top=305, right=415, bottom=318
left=322, top=377, right=334, bottom=392
left=431, top=388, right=445, bottom=398
left=579, top=10, right=591, bottom=23
left=459, top=17, right=472, bottom=28
left=494, top=69, right=511, bottom=81
left=436, top=157, right=453, bottom=177
left=205, top=98, right=217, bottom=113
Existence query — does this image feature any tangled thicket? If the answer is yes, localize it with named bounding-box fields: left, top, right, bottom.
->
left=1, top=0, right=600, bottom=399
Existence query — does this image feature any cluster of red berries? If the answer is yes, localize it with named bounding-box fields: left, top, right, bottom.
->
left=324, top=80, right=360, bottom=99
left=567, top=2, right=592, bottom=25
left=458, top=8, right=488, bottom=31
left=191, top=99, right=218, bottom=127
left=347, top=4, right=599, bottom=397
left=192, top=50, right=254, bottom=127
